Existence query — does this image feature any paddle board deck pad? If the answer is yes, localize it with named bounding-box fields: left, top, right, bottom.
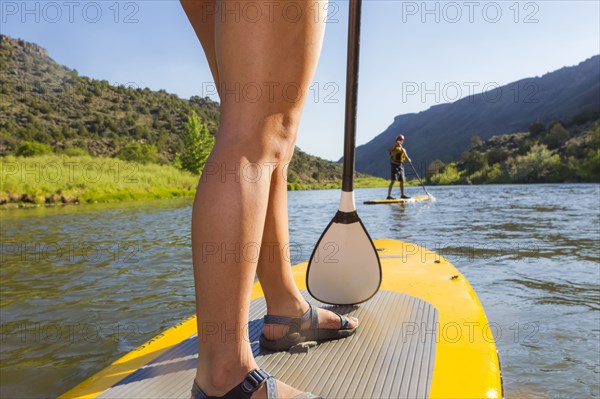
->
left=364, top=195, right=430, bottom=205
left=60, top=239, right=502, bottom=399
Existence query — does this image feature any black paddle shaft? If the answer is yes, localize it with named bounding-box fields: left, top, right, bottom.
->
left=342, top=0, right=362, bottom=193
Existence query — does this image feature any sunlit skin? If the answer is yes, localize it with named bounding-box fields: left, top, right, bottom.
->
left=180, top=1, right=357, bottom=396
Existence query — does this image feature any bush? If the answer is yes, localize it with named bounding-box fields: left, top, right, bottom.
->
left=487, top=148, right=509, bottom=165
left=579, top=149, right=600, bottom=182
left=115, top=143, right=158, bottom=164
left=510, top=144, right=561, bottom=182
left=460, top=151, right=486, bottom=174
left=529, top=121, right=545, bottom=137
left=430, top=163, right=462, bottom=185
left=425, top=160, right=445, bottom=183
left=63, top=147, right=89, bottom=157
left=544, top=122, right=569, bottom=150
left=15, top=141, right=53, bottom=157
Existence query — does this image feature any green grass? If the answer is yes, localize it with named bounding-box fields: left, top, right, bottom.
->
left=0, top=155, right=198, bottom=206
left=356, top=176, right=398, bottom=188
left=0, top=156, right=400, bottom=207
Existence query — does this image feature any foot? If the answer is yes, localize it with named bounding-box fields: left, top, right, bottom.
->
left=400, top=195, right=410, bottom=199
left=194, top=368, right=308, bottom=398
left=386, top=196, right=395, bottom=200
left=262, top=300, right=359, bottom=342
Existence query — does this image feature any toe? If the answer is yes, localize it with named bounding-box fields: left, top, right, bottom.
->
left=344, top=315, right=359, bottom=329
left=316, top=308, right=359, bottom=330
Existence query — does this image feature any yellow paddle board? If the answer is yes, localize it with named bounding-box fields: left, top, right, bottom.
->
left=364, top=195, right=430, bottom=205
left=59, top=239, right=502, bottom=399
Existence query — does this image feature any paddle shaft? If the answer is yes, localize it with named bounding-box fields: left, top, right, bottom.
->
left=342, top=0, right=362, bottom=192
left=408, top=161, right=430, bottom=196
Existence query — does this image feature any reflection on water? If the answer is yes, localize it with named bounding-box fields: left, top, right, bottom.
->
left=1, top=184, right=599, bottom=398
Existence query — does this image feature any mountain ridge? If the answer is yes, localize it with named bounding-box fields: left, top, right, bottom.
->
left=354, top=55, right=600, bottom=177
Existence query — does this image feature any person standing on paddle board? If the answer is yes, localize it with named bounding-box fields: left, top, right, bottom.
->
left=387, top=134, right=411, bottom=199
left=180, top=1, right=359, bottom=398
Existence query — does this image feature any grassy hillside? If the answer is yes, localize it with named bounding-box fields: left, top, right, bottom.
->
left=0, top=34, right=388, bottom=206
left=0, top=34, right=220, bottom=162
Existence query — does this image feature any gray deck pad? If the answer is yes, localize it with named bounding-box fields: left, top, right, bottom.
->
left=99, top=290, right=438, bottom=399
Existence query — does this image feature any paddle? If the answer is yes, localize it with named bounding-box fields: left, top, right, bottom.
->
left=306, top=0, right=381, bottom=305
left=408, top=160, right=431, bottom=197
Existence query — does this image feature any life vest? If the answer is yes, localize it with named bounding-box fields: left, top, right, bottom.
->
left=389, top=145, right=406, bottom=164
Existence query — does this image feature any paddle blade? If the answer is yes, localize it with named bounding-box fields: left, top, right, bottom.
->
left=306, top=211, right=381, bottom=305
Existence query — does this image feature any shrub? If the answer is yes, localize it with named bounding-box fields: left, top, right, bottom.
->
left=15, top=141, right=53, bottom=157
left=528, top=121, right=545, bottom=137
left=510, top=144, right=561, bottom=182
left=425, top=160, right=445, bottom=183
left=430, top=163, right=462, bottom=185
left=115, top=143, right=158, bottom=164
left=543, top=122, right=569, bottom=150
left=63, top=147, right=89, bottom=157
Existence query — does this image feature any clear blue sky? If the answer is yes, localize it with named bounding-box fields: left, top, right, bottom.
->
left=3, top=1, right=599, bottom=160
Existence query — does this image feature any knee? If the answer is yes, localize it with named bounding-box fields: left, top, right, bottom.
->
left=219, top=111, right=300, bottom=165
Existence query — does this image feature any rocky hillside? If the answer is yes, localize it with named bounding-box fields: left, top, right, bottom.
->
left=0, top=34, right=220, bottom=162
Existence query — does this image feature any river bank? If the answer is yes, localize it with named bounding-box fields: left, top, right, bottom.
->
left=0, top=155, right=392, bottom=208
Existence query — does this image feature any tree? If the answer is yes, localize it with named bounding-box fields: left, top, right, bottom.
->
left=543, top=122, right=569, bottom=150
left=460, top=150, right=486, bottom=174
left=430, top=163, right=462, bottom=185
left=116, top=143, right=158, bottom=164
left=528, top=121, right=545, bottom=137
left=179, top=111, right=215, bottom=174
left=470, top=136, right=483, bottom=148
left=425, top=160, right=445, bottom=183
left=487, top=147, right=509, bottom=165
left=510, top=144, right=561, bottom=183
left=15, top=141, right=53, bottom=157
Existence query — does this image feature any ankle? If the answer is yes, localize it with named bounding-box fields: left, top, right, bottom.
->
left=266, top=295, right=307, bottom=317
left=195, top=362, right=258, bottom=396
left=195, top=344, right=259, bottom=394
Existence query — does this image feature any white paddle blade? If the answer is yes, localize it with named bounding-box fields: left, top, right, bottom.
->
left=306, top=217, right=381, bottom=305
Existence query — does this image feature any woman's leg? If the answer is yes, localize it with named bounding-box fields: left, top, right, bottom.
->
left=256, top=157, right=358, bottom=341
left=180, top=0, right=219, bottom=90
left=183, top=0, right=329, bottom=396
left=182, top=0, right=357, bottom=353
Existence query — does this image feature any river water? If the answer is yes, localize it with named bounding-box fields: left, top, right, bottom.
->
left=1, top=184, right=598, bottom=398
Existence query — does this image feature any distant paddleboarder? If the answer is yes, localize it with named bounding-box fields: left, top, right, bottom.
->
left=387, top=134, right=411, bottom=199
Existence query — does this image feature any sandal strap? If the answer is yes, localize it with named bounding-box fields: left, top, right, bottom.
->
left=308, top=303, right=318, bottom=329
left=338, top=313, right=350, bottom=329
left=191, top=369, right=277, bottom=399
left=293, top=393, right=322, bottom=399
left=264, top=302, right=314, bottom=331
left=263, top=314, right=297, bottom=325
left=264, top=303, right=352, bottom=332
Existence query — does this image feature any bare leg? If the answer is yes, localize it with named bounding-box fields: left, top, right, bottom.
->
left=181, top=0, right=219, bottom=91
left=256, top=156, right=358, bottom=341
left=387, top=180, right=394, bottom=197
left=400, top=181, right=405, bottom=196
left=182, top=0, right=357, bottom=353
left=183, top=0, right=330, bottom=396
